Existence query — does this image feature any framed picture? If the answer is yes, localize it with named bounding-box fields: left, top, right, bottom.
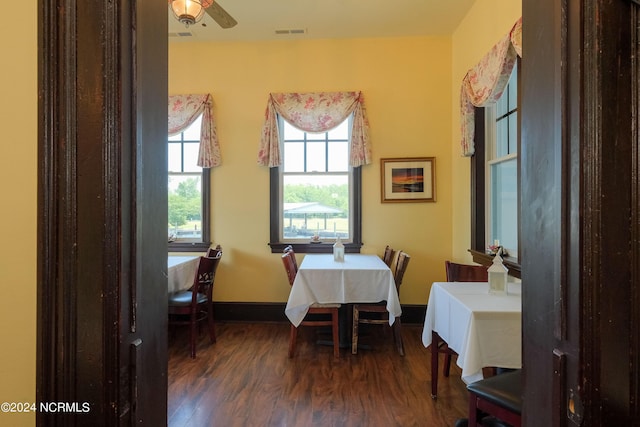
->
left=380, top=157, right=436, bottom=203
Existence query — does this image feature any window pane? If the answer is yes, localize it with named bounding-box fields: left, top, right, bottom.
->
left=496, top=90, right=508, bottom=116
left=306, top=141, right=326, bottom=172
left=168, top=175, right=202, bottom=241
left=282, top=174, right=349, bottom=240
left=169, top=133, right=181, bottom=141
left=283, top=121, right=304, bottom=140
left=508, top=112, right=518, bottom=154
left=496, top=118, right=509, bottom=157
left=183, top=142, right=202, bottom=173
left=183, top=115, right=202, bottom=141
left=327, top=141, right=348, bottom=172
left=327, top=119, right=349, bottom=139
left=168, top=143, right=183, bottom=172
left=490, top=158, right=518, bottom=254
left=284, top=141, right=305, bottom=172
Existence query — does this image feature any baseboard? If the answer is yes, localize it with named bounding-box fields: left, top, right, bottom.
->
left=213, top=302, right=427, bottom=325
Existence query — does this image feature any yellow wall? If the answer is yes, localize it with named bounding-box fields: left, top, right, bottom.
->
left=169, top=36, right=454, bottom=304
left=0, top=0, right=37, bottom=425
left=450, top=1, right=522, bottom=263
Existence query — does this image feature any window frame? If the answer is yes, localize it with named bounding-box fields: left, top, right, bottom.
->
left=269, top=117, right=362, bottom=254
left=167, top=117, right=212, bottom=253
left=470, top=60, right=521, bottom=278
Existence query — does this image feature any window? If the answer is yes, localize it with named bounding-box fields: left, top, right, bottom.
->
left=168, top=114, right=211, bottom=251
left=470, top=63, right=520, bottom=275
left=486, top=66, right=518, bottom=257
left=270, top=115, right=362, bottom=252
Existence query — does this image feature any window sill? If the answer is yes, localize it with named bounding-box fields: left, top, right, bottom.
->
left=468, top=249, right=521, bottom=279
left=269, top=242, right=362, bottom=254
left=168, top=241, right=211, bottom=253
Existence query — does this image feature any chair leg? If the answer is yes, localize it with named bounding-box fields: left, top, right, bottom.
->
left=331, top=309, right=339, bottom=358
left=393, top=318, right=404, bottom=356
left=352, top=306, right=360, bottom=354
left=468, top=392, right=479, bottom=427
left=444, top=353, right=452, bottom=377
left=288, top=324, right=297, bottom=358
left=431, top=331, right=439, bottom=399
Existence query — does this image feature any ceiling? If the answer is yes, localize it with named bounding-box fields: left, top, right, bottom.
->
left=168, top=0, right=476, bottom=43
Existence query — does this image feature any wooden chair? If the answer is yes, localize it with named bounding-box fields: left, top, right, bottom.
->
left=206, top=244, right=222, bottom=258
left=282, top=251, right=340, bottom=358
left=351, top=251, right=411, bottom=356
left=168, top=252, right=222, bottom=358
left=431, top=260, right=488, bottom=398
left=283, top=245, right=298, bottom=272
left=467, top=369, right=522, bottom=427
left=382, top=245, right=395, bottom=267
left=445, top=260, right=489, bottom=282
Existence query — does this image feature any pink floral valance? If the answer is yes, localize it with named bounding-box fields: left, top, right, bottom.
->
left=257, top=91, right=372, bottom=168
left=168, top=94, right=221, bottom=168
left=460, top=17, right=523, bottom=156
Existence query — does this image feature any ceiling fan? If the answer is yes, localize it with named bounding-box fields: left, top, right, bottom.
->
left=168, top=0, right=237, bottom=29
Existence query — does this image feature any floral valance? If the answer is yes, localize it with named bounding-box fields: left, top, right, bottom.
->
left=257, top=91, right=372, bottom=168
left=168, top=94, right=221, bottom=168
left=460, top=17, right=523, bottom=156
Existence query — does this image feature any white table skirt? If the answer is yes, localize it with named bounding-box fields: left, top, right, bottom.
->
left=167, top=255, right=200, bottom=294
left=285, top=254, right=402, bottom=327
left=422, top=281, right=522, bottom=384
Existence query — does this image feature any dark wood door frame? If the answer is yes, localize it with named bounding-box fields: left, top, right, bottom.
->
left=522, top=1, right=639, bottom=425
left=37, top=1, right=168, bottom=424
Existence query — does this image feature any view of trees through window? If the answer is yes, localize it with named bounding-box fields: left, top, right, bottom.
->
left=168, top=176, right=202, bottom=240
left=168, top=115, right=204, bottom=242
left=281, top=117, right=351, bottom=241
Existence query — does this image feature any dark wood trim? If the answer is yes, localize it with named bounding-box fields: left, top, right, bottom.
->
left=38, top=0, right=168, bottom=424
left=470, top=108, right=486, bottom=252
left=212, top=302, right=426, bottom=325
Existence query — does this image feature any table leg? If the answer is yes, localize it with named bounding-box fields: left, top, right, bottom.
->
left=431, top=331, right=439, bottom=399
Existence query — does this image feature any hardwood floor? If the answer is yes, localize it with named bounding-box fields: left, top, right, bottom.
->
left=168, top=322, right=468, bottom=427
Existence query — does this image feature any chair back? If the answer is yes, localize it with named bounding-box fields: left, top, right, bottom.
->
left=393, top=251, right=411, bottom=291
left=382, top=245, right=395, bottom=267
left=282, top=251, right=297, bottom=287
left=192, top=252, right=222, bottom=304
left=445, top=260, right=488, bottom=282
left=206, top=244, right=223, bottom=258
left=283, top=245, right=298, bottom=272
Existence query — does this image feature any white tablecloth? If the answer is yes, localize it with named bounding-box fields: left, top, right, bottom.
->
left=285, top=254, right=401, bottom=327
left=167, top=255, right=200, bottom=294
left=422, top=281, right=522, bottom=384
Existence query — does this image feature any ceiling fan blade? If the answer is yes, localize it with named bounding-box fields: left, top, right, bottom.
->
left=205, top=2, right=237, bottom=29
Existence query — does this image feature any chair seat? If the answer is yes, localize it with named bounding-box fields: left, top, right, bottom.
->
left=169, top=290, right=208, bottom=306
left=467, top=370, right=522, bottom=415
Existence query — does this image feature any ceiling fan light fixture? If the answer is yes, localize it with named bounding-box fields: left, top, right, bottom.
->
left=169, top=0, right=213, bottom=27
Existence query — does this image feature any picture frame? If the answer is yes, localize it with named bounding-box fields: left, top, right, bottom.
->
left=380, top=157, right=436, bottom=203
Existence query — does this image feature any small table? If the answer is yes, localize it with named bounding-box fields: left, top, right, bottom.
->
left=422, top=281, right=522, bottom=397
left=167, top=255, right=200, bottom=294
left=285, top=254, right=401, bottom=329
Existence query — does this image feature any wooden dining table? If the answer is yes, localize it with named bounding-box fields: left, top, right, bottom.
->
left=285, top=254, right=401, bottom=345
left=422, top=281, right=522, bottom=398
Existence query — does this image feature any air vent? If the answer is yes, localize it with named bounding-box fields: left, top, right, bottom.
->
left=274, top=28, right=307, bottom=35
left=169, top=32, right=193, bottom=38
